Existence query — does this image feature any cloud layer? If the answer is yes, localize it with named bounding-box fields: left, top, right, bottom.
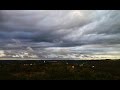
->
left=0, top=10, right=120, bottom=56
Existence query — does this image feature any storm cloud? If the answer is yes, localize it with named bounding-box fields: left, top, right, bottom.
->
left=0, top=10, right=120, bottom=56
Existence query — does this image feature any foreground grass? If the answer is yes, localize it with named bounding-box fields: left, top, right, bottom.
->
left=0, top=60, right=120, bottom=80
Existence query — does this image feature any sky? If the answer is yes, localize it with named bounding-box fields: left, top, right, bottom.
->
left=0, top=10, right=120, bottom=59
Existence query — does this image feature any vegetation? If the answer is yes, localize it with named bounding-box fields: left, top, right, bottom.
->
left=0, top=60, right=120, bottom=80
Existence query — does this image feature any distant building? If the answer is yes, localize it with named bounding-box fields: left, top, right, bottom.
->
left=72, top=66, right=75, bottom=69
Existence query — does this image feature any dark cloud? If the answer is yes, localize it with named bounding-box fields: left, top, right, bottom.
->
left=0, top=10, right=120, bottom=55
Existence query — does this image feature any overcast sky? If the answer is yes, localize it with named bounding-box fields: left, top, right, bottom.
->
left=0, top=10, right=120, bottom=56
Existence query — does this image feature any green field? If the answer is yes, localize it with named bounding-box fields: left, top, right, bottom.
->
left=0, top=60, right=120, bottom=80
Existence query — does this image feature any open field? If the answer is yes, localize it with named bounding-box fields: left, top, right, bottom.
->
left=0, top=60, right=120, bottom=80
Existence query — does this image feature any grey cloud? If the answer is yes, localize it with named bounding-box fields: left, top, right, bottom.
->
left=0, top=10, right=120, bottom=49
